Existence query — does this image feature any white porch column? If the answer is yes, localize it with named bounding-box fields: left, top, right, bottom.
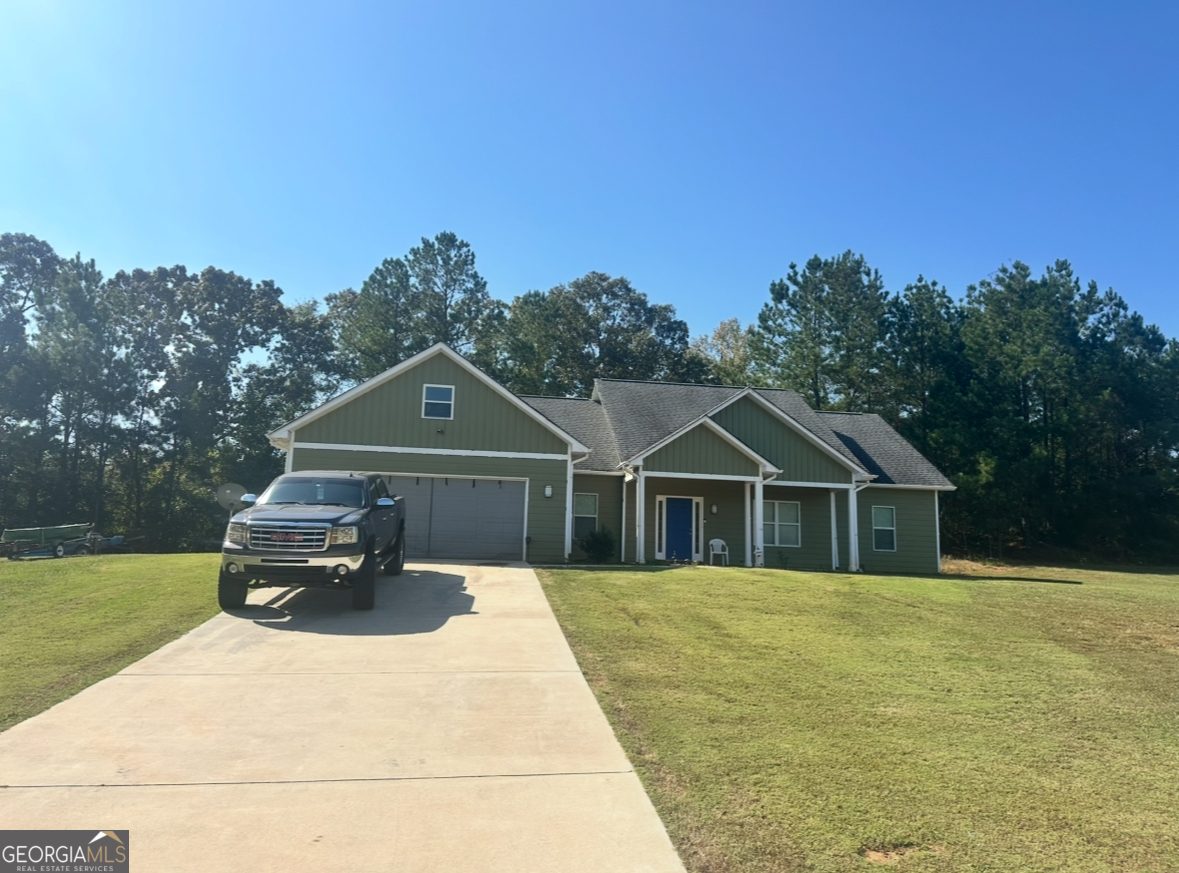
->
left=830, top=489, right=839, bottom=570
left=564, top=455, right=574, bottom=560
left=935, top=491, right=942, bottom=573
left=848, top=485, right=860, bottom=572
left=636, top=471, right=646, bottom=564
left=620, top=477, right=628, bottom=563
left=754, top=478, right=765, bottom=567
left=744, top=482, right=752, bottom=567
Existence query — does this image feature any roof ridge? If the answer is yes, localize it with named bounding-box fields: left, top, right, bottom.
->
left=516, top=393, right=592, bottom=401
left=595, top=377, right=730, bottom=387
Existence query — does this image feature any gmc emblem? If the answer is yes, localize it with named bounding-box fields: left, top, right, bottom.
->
left=270, top=532, right=304, bottom=542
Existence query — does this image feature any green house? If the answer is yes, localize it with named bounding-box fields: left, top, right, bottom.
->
left=268, top=343, right=954, bottom=573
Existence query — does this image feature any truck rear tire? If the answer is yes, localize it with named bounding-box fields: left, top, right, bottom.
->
left=382, top=532, right=406, bottom=577
left=218, top=570, right=248, bottom=610
left=352, top=546, right=376, bottom=610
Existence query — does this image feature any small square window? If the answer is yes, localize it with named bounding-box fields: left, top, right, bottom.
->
left=422, top=384, right=454, bottom=419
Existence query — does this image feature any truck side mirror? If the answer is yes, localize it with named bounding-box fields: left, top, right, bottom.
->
left=376, top=497, right=395, bottom=507
left=241, top=494, right=257, bottom=505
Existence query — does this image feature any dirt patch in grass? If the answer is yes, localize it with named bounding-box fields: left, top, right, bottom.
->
left=860, top=844, right=946, bottom=865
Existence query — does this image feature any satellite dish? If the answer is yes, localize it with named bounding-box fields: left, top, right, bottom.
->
left=216, top=483, right=248, bottom=514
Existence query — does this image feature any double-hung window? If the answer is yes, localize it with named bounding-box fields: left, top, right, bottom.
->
left=872, top=506, right=896, bottom=551
left=763, top=500, right=801, bottom=547
left=422, top=384, right=454, bottom=419
left=573, top=493, right=598, bottom=540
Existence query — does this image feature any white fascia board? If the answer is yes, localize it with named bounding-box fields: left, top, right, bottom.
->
left=641, top=471, right=762, bottom=482
left=625, top=414, right=780, bottom=475
left=765, top=479, right=854, bottom=489
left=291, top=442, right=570, bottom=461
left=731, top=390, right=870, bottom=478
left=862, top=482, right=957, bottom=491
left=268, top=343, right=590, bottom=454
left=573, top=470, right=626, bottom=476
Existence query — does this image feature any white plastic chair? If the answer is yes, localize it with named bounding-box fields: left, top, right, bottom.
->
left=708, top=538, right=729, bottom=566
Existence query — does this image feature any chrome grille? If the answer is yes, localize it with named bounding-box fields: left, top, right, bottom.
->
left=248, top=522, right=331, bottom=551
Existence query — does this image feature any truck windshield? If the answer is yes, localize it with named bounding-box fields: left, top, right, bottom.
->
left=260, top=478, right=366, bottom=508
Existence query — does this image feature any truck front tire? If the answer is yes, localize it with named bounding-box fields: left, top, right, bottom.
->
left=352, top=545, right=376, bottom=610
left=218, top=570, right=249, bottom=610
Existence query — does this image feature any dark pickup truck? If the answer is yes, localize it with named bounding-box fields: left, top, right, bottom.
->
left=219, top=471, right=406, bottom=611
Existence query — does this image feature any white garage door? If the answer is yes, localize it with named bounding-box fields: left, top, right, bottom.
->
left=383, top=476, right=526, bottom=561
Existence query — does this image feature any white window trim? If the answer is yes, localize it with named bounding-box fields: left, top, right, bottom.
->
left=764, top=499, right=801, bottom=548
left=872, top=505, right=897, bottom=552
left=422, top=383, right=455, bottom=420
left=654, top=494, right=704, bottom=562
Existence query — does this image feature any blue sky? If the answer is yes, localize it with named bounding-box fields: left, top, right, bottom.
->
left=3, top=0, right=1177, bottom=339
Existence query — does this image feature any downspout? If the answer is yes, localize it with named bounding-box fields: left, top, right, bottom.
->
left=849, top=478, right=872, bottom=572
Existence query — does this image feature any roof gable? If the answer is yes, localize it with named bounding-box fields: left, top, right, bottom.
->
left=269, top=344, right=589, bottom=455
left=639, top=416, right=779, bottom=477
left=710, top=394, right=858, bottom=483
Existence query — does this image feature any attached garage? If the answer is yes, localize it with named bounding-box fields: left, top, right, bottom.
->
left=384, top=475, right=526, bottom=561
left=268, top=345, right=587, bottom=564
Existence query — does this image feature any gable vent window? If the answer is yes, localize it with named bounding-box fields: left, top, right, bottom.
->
left=422, top=384, right=454, bottom=419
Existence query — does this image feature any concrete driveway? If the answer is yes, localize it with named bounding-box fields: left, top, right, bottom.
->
left=0, top=563, right=685, bottom=872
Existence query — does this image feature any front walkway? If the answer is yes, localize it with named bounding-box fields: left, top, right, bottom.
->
left=0, top=563, right=685, bottom=872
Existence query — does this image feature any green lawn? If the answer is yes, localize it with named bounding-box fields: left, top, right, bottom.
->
left=0, top=553, right=221, bottom=732
left=539, top=562, right=1179, bottom=873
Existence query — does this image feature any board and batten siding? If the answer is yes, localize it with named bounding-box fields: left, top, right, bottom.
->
left=296, top=353, right=568, bottom=456
left=643, top=424, right=761, bottom=477
left=761, top=485, right=844, bottom=571
left=570, top=474, right=624, bottom=562
left=711, top=398, right=852, bottom=484
left=856, top=488, right=939, bottom=575
left=290, top=447, right=569, bottom=563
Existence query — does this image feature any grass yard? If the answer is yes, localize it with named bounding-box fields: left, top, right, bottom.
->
left=0, top=553, right=221, bottom=731
left=539, top=561, right=1179, bottom=873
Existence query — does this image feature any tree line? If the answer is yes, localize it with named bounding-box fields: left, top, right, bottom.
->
left=1, top=231, right=1176, bottom=559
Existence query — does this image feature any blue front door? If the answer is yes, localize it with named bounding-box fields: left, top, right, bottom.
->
left=665, top=498, right=694, bottom=561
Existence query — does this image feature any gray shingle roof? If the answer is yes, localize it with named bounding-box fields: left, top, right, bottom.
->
left=519, top=396, right=622, bottom=472
left=816, top=412, right=953, bottom=488
left=518, top=379, right=951, bottom=488
left=591, top=380, right=743, bottom=463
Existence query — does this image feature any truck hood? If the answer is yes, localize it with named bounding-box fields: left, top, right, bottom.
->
left=233, top=504, right=363, bottom=525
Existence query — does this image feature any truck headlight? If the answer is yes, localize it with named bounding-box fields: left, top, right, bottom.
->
left=225, top=523, right=248, bottom=544
left=330, top=526, right=359, bottom=545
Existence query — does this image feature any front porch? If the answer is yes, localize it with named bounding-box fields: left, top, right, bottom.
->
left=573, top=473, right=866, bottom=570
